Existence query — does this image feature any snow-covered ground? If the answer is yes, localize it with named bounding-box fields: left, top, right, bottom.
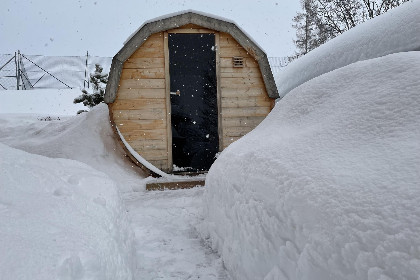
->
left=124, top=188, right=228, bottom=279
left=0, top=89, right=227, bottom=279
left=0, top=143, right=135, bottom=280
left=201, top=51, right=420, bottom=280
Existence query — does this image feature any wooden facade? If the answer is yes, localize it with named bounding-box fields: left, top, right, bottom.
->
left=105, top=12, right=278, bottom=175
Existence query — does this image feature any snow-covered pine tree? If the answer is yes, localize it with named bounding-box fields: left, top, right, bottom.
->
left=74, top=64, right=108, bottom=110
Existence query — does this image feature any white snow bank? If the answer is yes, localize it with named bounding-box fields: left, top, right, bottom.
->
left=276, top=1, right=420, bottom=98
left=0, top=104, right=146, bottom=192
left=201, top=52, right=420, bottom=280
left=0, top=89, right=86, bottom=115
left=0, top=143, right=135, bottom=280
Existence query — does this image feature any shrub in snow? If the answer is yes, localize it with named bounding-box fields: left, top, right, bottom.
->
left=77, top=109, right=89, bottom=114
left=37, top=116, right=61, bottom=121
left=201, top=52, right=420, bottom=280
left=74, top=64, right=108, bottom=108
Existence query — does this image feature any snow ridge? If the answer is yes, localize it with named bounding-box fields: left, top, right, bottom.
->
left=201, top=52, right=420, bottom=280
left=276, top=1, right=420, bottom=98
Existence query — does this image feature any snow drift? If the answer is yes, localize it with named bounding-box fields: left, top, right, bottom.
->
left=0, top=104, right=145, bottom=192
left=0, top=143, right=135, bottom=280
left=275, top=1, right=420, bottom=98
left=201, top=52, right=420, bottom=280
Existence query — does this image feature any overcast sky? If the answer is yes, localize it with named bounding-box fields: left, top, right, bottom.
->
left=0, top=0, right=301, bottom=58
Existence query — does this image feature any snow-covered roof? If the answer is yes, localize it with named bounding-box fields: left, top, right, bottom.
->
left=276, top=1, right=420, bottom=98
left=105, top=10, right=278, bottom=103
left=123, top=9, right=265, bottom=52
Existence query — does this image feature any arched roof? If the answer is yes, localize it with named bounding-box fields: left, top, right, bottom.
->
left=105, top=10, right=279, bottom=103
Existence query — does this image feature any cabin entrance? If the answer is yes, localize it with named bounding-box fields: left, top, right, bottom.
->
left=168, top=33, right=219, bottom=172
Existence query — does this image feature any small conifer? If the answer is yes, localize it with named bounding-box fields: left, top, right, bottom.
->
left=74, top=64, right=108, bottom=110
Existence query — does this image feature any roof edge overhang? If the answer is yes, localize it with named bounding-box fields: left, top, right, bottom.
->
left=105, top=10, right=279, bottom=103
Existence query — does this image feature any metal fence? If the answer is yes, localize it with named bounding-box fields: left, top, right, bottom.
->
left=0, top=54, right=18, bottom=90
left=0, top=52, right=288, bottom=90
left=268, top=57, right=290, bottom=75
left=0, top=51, right=112, bottom=90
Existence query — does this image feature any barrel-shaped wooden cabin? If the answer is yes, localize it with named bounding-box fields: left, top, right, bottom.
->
left=105, top=11, right=279, bottom=175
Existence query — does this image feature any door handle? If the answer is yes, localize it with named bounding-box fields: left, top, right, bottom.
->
left=170, top=90, right=181, bottom=96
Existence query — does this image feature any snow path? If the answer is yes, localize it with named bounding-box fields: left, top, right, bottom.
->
left=123, top=187, right=230, bottom=280
left=0, top=105, right=230, bottom=279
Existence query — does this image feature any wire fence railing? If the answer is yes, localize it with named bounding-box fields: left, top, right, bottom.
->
left=0, top=51, right=288, bottom=91
left=268, top=57, right=290, bottom=75
left=0, top=51, right=112, bottom=90
left=0, top=53, right=18, bottom=90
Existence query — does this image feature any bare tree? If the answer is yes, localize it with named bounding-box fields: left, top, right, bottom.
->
left=362, top=0, right=409, bottom=19
left=292, top=0, right=409, bottom=57
left=292, top=1, right=312, bottom=57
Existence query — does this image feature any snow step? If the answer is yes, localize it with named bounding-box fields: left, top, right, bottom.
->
left=146, top=180, right=205, bottom=191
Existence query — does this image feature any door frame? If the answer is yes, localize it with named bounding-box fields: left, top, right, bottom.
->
left=164, top=29, right=222, bottom=173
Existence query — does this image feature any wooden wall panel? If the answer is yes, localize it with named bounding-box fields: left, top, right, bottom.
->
left=112, top=32, right=171, bottom=172
left=117, top=89, right=166, bottom=99
left=120, top=68, right=165, bottom=80
left=111, top=99, right=166, bottom=110
left=112, top=109, right=166, bottom=120
left=220, top=58, right=259, bottom=68
left=221, top=107, right=271, bottom=118
left=119, top=79, right=165, bottom=89
left=221, top=96, right=272, bottom=108
left=128, top=139, right=167, bottom=151
left=219, top=32, right=272, bottom=149
left=115, top=119, right=166, bottom=132
left=123, top=58, right=165, bottom=69
left=148, top=160, right=168, bottom=171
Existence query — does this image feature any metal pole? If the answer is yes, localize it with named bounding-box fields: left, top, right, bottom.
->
left=85, top=50, right=89, bottom=89
left=15, top=51, right=20, bottom=90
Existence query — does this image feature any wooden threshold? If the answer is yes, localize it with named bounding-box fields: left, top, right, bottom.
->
left=146, top=180, right=205, bottom=191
